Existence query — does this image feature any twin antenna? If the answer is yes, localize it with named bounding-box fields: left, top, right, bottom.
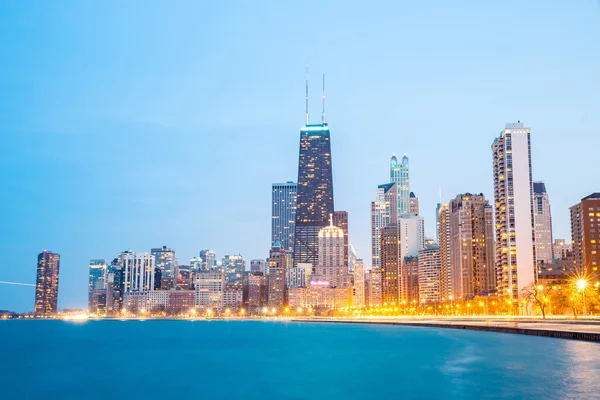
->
left=305, top=66, right=326, bottom=125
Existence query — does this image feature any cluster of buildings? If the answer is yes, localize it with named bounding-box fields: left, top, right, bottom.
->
left=31, top=76, right=599, bottom=317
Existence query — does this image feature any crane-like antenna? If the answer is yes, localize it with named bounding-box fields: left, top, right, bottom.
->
left=322, top=73, right=326, bottom=123
left=305, top=66, right=309, bottom=125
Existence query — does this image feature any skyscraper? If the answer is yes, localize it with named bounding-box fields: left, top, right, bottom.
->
left=492, top=122, right=536, bottom=298
left=570, top=193, right=600, bottom=278
left=418, top=245, right=441, bottom=304
left=34, top=250, right=60, bottom=316
left=316, top=218, right=346, bottom=288
left=272, top=181, right=297, bottom=253
left=333, top=211, right=349, bottom=271
left=438, top=204, right=452, bottom=299
left=123, top=252, right=156, bottom=293
left=353, top=258, right=366, bottom=307
left=370, top=182, right=398, bottom=269
left=533, top=182, right=554, bottom=264
left=398, top=215, right=425, bottom=259
left=390, top=154, right=410, bottom=218
left=88, top=259, right=107, bottom=313
left=267, top=241, right=287, bottom=309
left=199, top=249, right=216, bottom=271
left=152, top=246, right=177, bottom=289
left=222, top=255, right=245, bottom=284
left=449, top=193, right=495, bottom=299
left=380, top=224, right=400, bottom=305
left=293, top=118, right=334, bottom=267
left=409, top=192, right=419, bottom=216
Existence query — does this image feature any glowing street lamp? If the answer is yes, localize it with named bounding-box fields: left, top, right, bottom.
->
left=577, top=279, right=588, bottom=315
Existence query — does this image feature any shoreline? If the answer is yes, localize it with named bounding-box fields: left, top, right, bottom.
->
left=291, top=318, right=600, bottom=342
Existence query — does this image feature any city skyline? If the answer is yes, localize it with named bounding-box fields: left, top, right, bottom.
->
left=2, top=1, right=600, bottom=312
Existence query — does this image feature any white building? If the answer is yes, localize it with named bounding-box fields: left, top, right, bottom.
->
left=353, top=259, right=365, bottom=307
left=122, top=252, right=155, bottom=293
left=418, top=246, right=441, bottom=303
left=287, top=263, right=312, bottom=288
left=399, top=215, right=425, bottom=259
left=492, top=122, right=536, bottom=298
left=194, top=270, right=225, bottom=310
left=533, top=182, right=554, bottom=264
left=316, top=217, right=346, bottom=288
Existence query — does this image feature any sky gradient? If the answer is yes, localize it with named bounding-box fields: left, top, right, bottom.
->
left=1, top=0, right=600, bottom=312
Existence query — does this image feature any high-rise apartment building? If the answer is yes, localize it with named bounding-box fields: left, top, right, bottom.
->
left=438, top=204, right=452, bottom=299
left=293, top=115, right=335, bottom=268
left=333, top=211, right=349, bottom=271
left=570, top=193, right=600, bottom=278
left=152, top=246, right=177, bottom=289
left=380, top=224, right=400, bottom=305
left=371, top=183, right=398, bottom=270
left=353, top=259, right=365, bottom=307
left=449, top=193, right=495, bottom=299
left=390, top=154, right=410, bottom=217
left=316, top=218, right=346, bottom=288
left=267, top=242, right=287, bottom=309
left=402, top=256, right=420, bottom=302
left=409, top=192, right=419, bottom=216
left=88, top=259, right=107, bottom=313
left=272, top=182, right=297, bottom=253
left=418, top=245, right=441, bottom=303
left=34, top=250, right=61, bottom=316
left=199, top=249, right=216, bottom=271
left=123, top=252, right=156, bottom=293
left=246, top=272, right=267, bottom=312
left=492, top=122, right=536, bottom=298
left=286, top=263, right=313, bottom=289
left=533, top=182, right=554, bottom=264
left=222, top=255, right=245, bottom=284
left=399, top=215, right=425, bottom=259
left=194, top=270, right=225, bottom=310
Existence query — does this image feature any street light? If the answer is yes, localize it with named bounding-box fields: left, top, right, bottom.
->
left=577, top=279, right=588, bottom=315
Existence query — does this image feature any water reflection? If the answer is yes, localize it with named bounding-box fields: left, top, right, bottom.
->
left=563, top=340, right=600, bottom=399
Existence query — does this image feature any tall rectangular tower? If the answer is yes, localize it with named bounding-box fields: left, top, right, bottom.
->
left=272, top=182, right=297, bottom=252
left=380, top=224, right=401, bottom=305
left=370, top=182, right=397, bottom=270
left=438, top=204, right=452, bottom=299
left=570, top=193, right=600, bottom=278
left=34, top=250, right=61, bottom=316
left=294, top=123, right=335, bottom=267
left=449, top=193, right=496, bottom=299
left=390, top=154, right=410, bottom=218
left=492, top=122, right=536, bottom=298
left=533, top=182, right=554, bottom=264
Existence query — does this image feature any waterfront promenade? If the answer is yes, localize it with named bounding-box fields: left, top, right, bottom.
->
left=292, top=317, right=600, bottom=342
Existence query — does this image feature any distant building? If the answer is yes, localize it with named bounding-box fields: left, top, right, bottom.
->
left=123, top=252, right=156, bottom=293
left=391, top=154, right=410, bottom=217
left=492, top=122, right=536, bottom=298
left=399, top=215, right=425, bottom=258
left=199, top=249, right=216, bottom=272
left=88, top=259, right=107, bottom=313
left=316, top=218, right=346, bottom=288
left=272, top=182, right=297, bottom=253
left=194, top=270, right=225, bottom=310
left=190, top=256, right=203, bottom=272
left=250, top=259, right=265, bottom=274
left=288, top=286, right=350, bottom=310
left=176, top=267, right=192, bottom=290
left=353, top=259, right=365, bottom=307
left=570, top=193, right=600, bottom=278
left=533, top=182, right=554, bottom=264
left=438, top=204, right=452, bottom=300
left=553, top=239, right=572, bottom=261
left=286, top=263, right=312, bottom=289
left=371, top=182, right=398, bottom=270
left=418, top=246, right=440, bottom=304
left=267, top=242, right=287, bottom=310
left=34, top=250, right=61, bottom=316
left=152, top=246, right=177, bottom=288
left=402, top=256, right=420, bottom=303
left=246, top=273, right=267, bottom=312
left=380, top=224, right=400, bottom=305
left=537, top=260, right=574, bottom=286
left=222, top=255, right=245, bottom=285
left=333, top=211, right=349, bottom=272
left=224, top=283, right=244, bottom=310
left=449, top=193, right=495, bottom=298
left=409, top=192, right=419, bottom=216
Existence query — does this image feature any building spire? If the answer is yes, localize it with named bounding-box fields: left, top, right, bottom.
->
left=305, top=65, right=309, bottom=125
left=322, top=72, right=326, bottom=123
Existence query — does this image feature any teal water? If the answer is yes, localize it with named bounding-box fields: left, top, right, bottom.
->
left=1, top=320, right=599, bottom=399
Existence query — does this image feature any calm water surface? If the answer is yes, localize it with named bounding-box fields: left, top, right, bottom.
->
left=1, top=320, right=599, bottom=399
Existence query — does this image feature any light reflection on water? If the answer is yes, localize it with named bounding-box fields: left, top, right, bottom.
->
left=563, top=340, right=600, bottom=399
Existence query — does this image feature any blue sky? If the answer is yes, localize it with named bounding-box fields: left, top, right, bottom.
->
left=1, top=1, right=599, bottom=312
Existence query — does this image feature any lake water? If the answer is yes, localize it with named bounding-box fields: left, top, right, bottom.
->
left=1, top=320, right=599, bottom=399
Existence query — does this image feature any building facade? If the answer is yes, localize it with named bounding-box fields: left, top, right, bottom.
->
left=418, top=246, right=441, bottom=303
left=570, top=193, right=600, bottom=278
left=399, top=215, right=425, bottom=259
left=246, top=273, right=267, bottom=312
left=449, top=193, right=496, bottom=299
left=151, top=246, right=177, bottom=289
left=333, top=211, right=349, bottom=272
left=222, top=255, right=245, bottom=285
left=553, top=239, right=572, bottom=261
left=88, top=259, right=107, bottom=313
left=492, top=122, right=536, bottom=298
left=286, top=263, right=313, bottom=289
left=272, top=181, right=297, bottom=253
left=353, top=259, right=365, bottom=307
left=294, top=122, right=335, bottom=268
left=380, top=224, right=401, bottom=305
left=267, top=242, right=287, bottom=309
left=194, top=270, right=225, bottom=310
left=409, top=192, right=419, bottom=216
left=316, top=219, right=346, bottom=288
left=401, top=256, right=420, bottom=303
left=371, top=182, right=398, bottom=270
left=390, top=154, right=410, bottom=218
left=123, top=252, right=156, bottom=293
left=533, top=182, right=554, bottom=264
left=34, top=250, right=61, bottom=316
